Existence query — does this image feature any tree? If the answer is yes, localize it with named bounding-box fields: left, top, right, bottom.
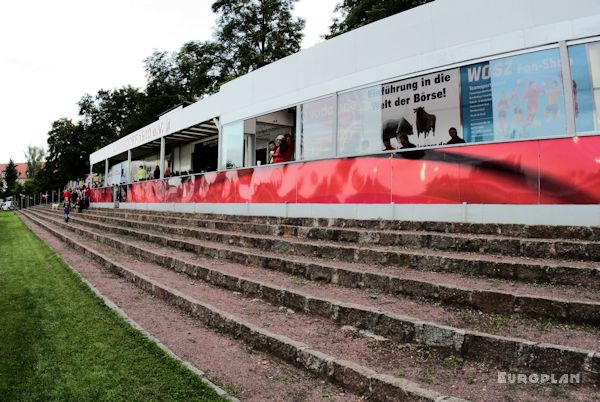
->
left=44, top=118, right=88, bottom=187
left=327, top=0, right=432, bottom=38
left=24, top=145, right=45, bottom=179
left=212, top=0, right=305, bottom=78
left=3, top=158, right=18, bottom=196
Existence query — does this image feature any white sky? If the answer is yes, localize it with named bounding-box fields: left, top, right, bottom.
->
left=0, top=0, right=339, bottom=163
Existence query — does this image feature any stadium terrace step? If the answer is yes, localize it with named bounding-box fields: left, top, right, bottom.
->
left=89, top=207, right=600, bottom=241
left=33, top=208, right=600, bottom=327
left=78, top=208, right=600, bottom=289
left=25, top=209, right=600, bottom=376
left=20, top=209, right=600, bottom=401
left=82, top=208, right=600, bottom=262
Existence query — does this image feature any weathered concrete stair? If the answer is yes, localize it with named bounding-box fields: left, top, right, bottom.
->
left=26, top=209, right=600, bottom=373
left=34, top=208, right=600, bottom=326
left=82, top=208, right=600, bottom=289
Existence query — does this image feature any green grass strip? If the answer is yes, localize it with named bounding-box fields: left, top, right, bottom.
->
left=0, top=212, right=228, bottom=402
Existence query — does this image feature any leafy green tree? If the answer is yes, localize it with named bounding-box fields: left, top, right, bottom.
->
left=3, top=159, right=18, bottom=196
left=45, top=118, right=89, bottom=186
left=24, top=145, right=45, bottom=179
left=78, top=86, right=147, bottom=148
left=327, top=0, right=432, bottom=38
left=212, top=0, right=305, bottom=78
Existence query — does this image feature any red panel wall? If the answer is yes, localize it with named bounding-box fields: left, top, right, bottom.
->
left=91, top=136, right=600, bottom=205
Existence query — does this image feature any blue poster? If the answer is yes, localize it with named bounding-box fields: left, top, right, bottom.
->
left=461, top=49, right=567, bottom=143
left=460, top=62, right=493, bottom=142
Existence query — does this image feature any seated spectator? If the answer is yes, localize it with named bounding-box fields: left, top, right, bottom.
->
left=446, top=127, right=466, bottom=145
left=153, top=165, right=160, bottom=180
left=383, top=138, right=396, bottom=151
left=398, top=134, right=416, bottom=149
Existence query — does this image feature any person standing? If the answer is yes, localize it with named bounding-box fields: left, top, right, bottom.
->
left=136, top=165, right=147, bottom=181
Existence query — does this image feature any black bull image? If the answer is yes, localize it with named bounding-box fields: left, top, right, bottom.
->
left=382, top=107, right=437, bottom=142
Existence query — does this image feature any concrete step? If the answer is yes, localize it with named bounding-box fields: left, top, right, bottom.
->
left=89, top=207, right=600, bottom=241
left=81, top=208, right=600, bottom=262
left=33, top=208, right=600, bottom=325
left=38, top=208, right=600, bottom=296
left=21, top=209, right=600, bottom=400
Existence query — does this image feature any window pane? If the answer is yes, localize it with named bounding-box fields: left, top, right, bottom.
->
left=337, top=86, right=383, bottom=155
left=569, top=43, right=597, bottom=132
left=381, top=68, right=463, bottom=148
left=301, top=96, right=336, bottom=160
left=460, top=49, right=567, bottom=142
left=220, top=120, right=243, bottom=170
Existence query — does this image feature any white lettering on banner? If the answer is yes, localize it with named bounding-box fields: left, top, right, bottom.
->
left=90, top=118, right=172, bottom=164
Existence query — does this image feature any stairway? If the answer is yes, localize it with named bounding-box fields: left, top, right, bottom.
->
left=19, top=206, right=600, bottom=401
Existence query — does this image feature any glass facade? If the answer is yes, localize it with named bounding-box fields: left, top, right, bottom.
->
left=220, top=120, right=244, bottom=170
left=222, top=44, right=586, bottom=170
left=301, top=96, right=336, bottom=160
left=569, top=42, right=600, bottom=132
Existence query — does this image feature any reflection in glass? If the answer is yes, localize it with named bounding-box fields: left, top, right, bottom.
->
left=337, top=86, right=383, bottom=156
left=569, top=42, right=599, bottom=132
left=301, top=96, right=336, bottom=160
left=220, top=121, right=244, bottom=170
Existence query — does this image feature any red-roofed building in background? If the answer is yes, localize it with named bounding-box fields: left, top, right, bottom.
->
left=0, top=162, right=45, bottom=191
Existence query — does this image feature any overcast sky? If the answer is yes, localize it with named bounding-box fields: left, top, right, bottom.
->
left=0, top=0, right=339, bottom=163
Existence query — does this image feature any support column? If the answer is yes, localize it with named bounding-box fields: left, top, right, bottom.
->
left=159, top=137, right=165, bottom=179
left=104, top=159, right=109, bottom=186
left=127, top=150, right=132, bottom=183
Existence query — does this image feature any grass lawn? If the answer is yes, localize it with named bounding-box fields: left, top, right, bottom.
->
left=0, top=212, right=227, bottom=402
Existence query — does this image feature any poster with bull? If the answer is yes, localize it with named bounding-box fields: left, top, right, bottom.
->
left=381, top=68, right=461, bottom=148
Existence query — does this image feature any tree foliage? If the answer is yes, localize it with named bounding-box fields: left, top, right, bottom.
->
left=212, top=0, right=305, bottom=77
left=3, top=159, right=18, bottom=196
left=327, top=0, right=433, bottom=38
left=24, top=145, right=45, bottom=179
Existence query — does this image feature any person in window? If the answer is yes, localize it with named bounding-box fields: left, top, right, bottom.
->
left=153, top=165, right=160, bottom=180
left=446, top=127, right=465, bottom=144
left=398, top=134, right=416, bottom=149
left=267, top=141, right=276, bottom=164
left=272, top=134, right=290, bottom=163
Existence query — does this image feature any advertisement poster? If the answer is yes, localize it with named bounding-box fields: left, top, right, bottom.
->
left=461, top=49, right=567, bottom=142
left=381, top=68, right=461, bottom=147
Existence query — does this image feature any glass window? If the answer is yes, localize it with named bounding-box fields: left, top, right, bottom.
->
left=220, top=120, right=243, bottom=170
left=246, top=107, right=296, bottom=166
left=569, top=42, right=598, bottom=132
left=337, top=86, right=383, bottom=155
left=460, top=48, right=567, bottom=142
left=301, top=96, right=336, bottom=160
left=381, top=68, right=463, bottom=148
